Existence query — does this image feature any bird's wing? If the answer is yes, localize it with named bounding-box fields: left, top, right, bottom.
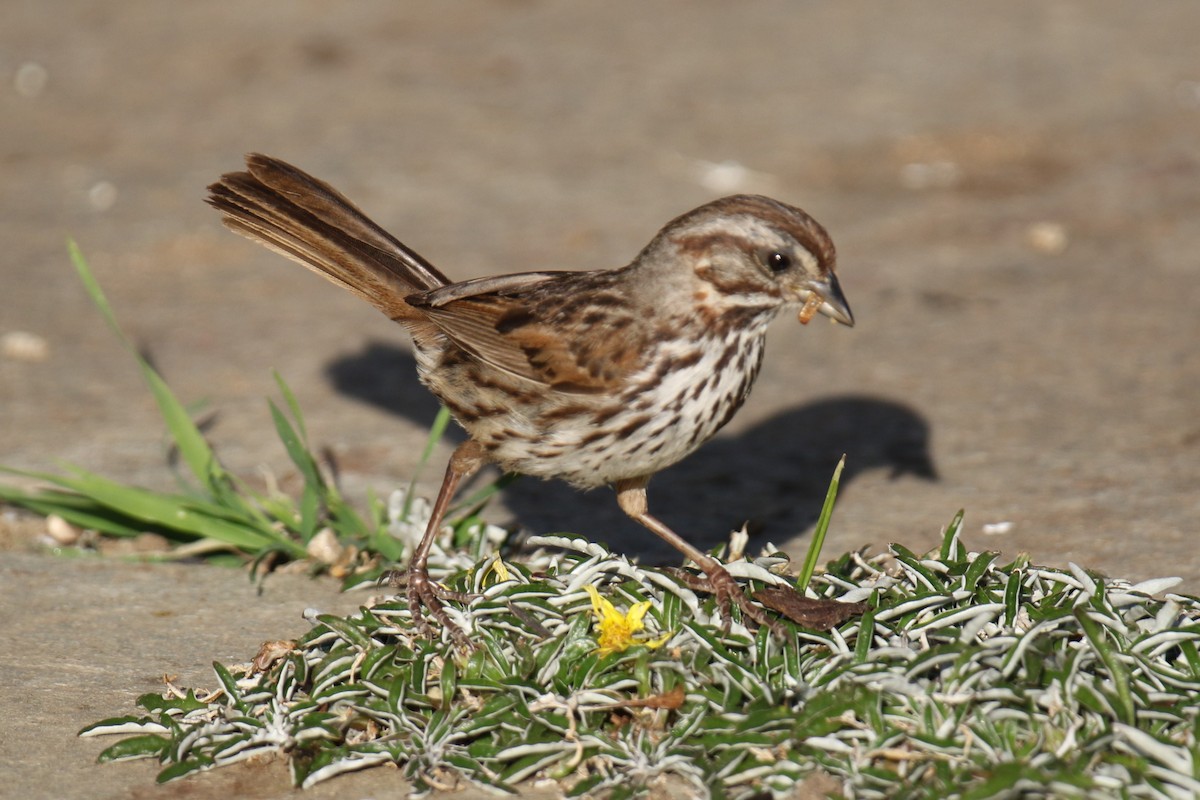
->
left=408, top=271, right=647, bottom=393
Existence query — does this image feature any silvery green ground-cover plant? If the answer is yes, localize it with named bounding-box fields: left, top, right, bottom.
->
left=81, top=511, right=1200, bottom=799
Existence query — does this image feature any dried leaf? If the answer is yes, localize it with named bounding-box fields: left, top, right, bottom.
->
left=598, top=685, right=687, bottom=711
left=754, top=586, right=866, bottom=630
left=251, top=639, right=297, bottom=673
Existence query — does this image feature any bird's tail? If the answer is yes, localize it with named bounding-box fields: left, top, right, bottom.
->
left=206, top=153, right=449, bottom=321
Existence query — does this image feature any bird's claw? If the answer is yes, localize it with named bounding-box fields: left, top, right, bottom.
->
left=388, top=566, right=478, bottom=650
left=666, top=566, right=788, bottom=636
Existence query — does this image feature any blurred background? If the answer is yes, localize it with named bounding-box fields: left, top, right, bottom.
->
left=3, top=1, right=1198, bottom=583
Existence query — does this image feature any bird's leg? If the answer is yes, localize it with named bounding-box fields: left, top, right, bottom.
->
left=614, top=477, right=784, bottom=635
left=391, top=440, right=486, bottom=648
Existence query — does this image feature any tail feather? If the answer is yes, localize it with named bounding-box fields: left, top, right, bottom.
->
left=206, top=154, right=449, bottom=320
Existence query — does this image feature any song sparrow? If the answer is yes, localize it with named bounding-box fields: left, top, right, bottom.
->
left=207, top=154, right=854, bottom=645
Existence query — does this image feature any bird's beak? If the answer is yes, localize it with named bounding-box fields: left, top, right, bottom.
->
left=798, top=273, right=854, bottom=327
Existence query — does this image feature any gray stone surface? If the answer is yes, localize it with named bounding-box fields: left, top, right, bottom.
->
left=2, top=2, right=1198, bottom=797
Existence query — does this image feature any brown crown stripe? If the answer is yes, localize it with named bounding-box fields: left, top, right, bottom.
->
left=667, top=201, right=834, bottom=270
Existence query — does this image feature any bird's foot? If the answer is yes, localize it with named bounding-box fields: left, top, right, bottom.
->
left=667, top=565, right=787, bottom=636
left=387, top=566, right=477, bottom=650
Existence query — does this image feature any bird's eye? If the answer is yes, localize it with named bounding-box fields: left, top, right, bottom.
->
left=766, top=251, right=792, bottom=272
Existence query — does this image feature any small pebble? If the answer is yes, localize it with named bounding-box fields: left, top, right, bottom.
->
left=689, top=158, right=777, bottom=194
left=89, top=181, right=118, bottom=211
left=14, top=61, right=49, bottom=97
left=981, top=521, right=1014, bottom=536
left=900, top=160, right=961, bottom=190
left=306, top=527, right=345, bottom=565
left=699, top=160, right=752, bottom=193
left=1027, top=221, right=1068, bottom=254
left=2, top=331, right=50, bottom=362
left=45, top=514, right=83, bottom=546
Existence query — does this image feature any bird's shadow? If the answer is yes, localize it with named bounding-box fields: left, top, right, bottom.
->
left=327, top=341, right=936, bottom=564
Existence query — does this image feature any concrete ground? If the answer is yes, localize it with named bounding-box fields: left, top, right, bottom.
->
left=2, top=2, right=1197, bottom=797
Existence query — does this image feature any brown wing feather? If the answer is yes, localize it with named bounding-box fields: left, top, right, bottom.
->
left=413, top=271, right=570, bottom=307
left=421, top=296, right=555, bottom=385
left=409, top=271, right=648, bottom=393
left=242, top=154, right=450, bottom=290
left=207, top=154, right=449, bottom=321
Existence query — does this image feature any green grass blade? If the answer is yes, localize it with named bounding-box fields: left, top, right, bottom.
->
left=451, top=472, right=518, bottom=519
left=403, top=406, right=452, bottom=518
left=939, top=509, right=967, bottom=560
left=68, top=241, right=222, bottom=491
left=419, top=407, right=452, bottom=474
left=267, top=399, right=320, bottom=481
left=796, top=455, right=845, bottom=591
left=0, top=478, right=145, bottom=537
left=50, top=465, right=305, bottom=557
left=273, top=371, right=310, bottom=443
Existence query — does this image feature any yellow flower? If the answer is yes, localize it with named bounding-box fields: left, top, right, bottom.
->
left=481, top=554, right=511, bottom=585
left=586, top=585, right=672, bottom=656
